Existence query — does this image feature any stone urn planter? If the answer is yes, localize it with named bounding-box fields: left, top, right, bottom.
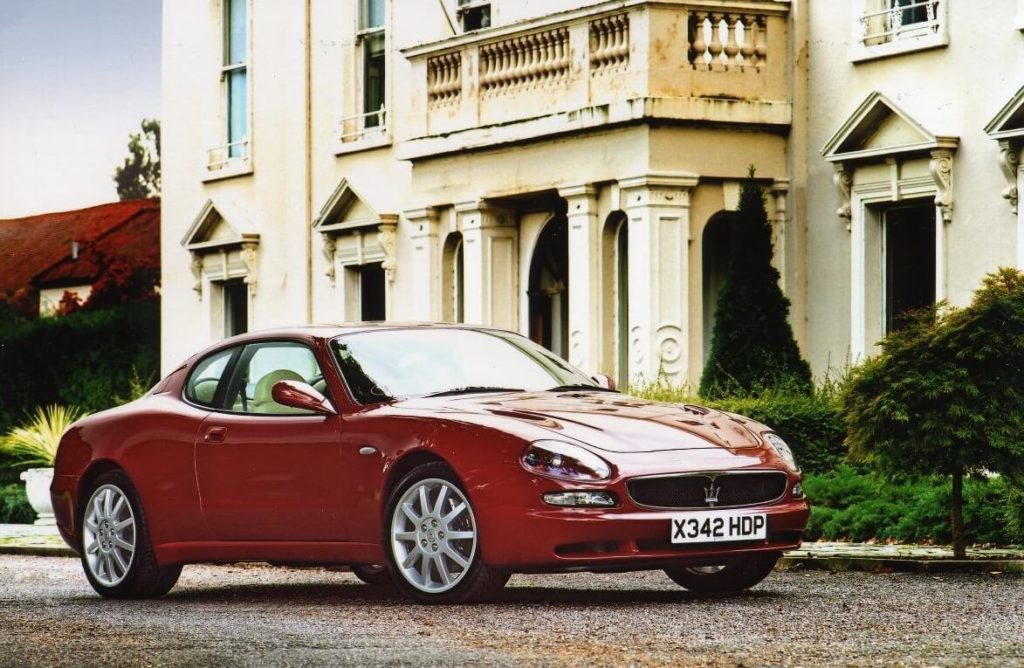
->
left=19, top=467, right=55, bottom=526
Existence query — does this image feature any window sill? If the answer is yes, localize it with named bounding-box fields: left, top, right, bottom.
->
left=850, top=31, right=948, bottom=63
left=333, top=131, right=392, bottom=156
left=202, top=158, right=254, bottom=183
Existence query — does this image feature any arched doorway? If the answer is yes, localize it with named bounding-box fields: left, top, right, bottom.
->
left=528, top=216, right=569, bottom=358
left=702, top=212, right=736, bottom=362
left=442, top=231, right=465, bottom=323
left=601, top=211, right=629, bottom=385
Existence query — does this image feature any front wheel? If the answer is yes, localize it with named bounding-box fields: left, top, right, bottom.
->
left=80, top=470, right=182, bottom=598
left=664, top=553, right=781, bottom=594
left=384, top=462, right=509, bottom=603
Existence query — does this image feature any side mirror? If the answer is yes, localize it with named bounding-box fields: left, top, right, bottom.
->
left=591, top=373, right=617, bottom=391
left=271, top=380, right=337, bottom=415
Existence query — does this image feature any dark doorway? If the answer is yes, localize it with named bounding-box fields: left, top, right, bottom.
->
left=360, top=262, right=386, bottom=321
left=702, top=212, right=735, bottom=361
left=885, top=203, right=935, bottom=333
left=224, top=278, right=248, bottom=337
left=528, top=216, right=569, bottom=358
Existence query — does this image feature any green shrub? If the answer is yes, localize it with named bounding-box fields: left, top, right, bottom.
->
left=0, top=301, right=158, bottom=436
left=803, top=465, right=1023, bottom=545
left=631, top=382, right=846, bottom=475
left=0, top=483, right=34, bottom=524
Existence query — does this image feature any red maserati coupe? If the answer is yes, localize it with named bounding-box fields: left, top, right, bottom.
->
left=52, top=324, right=809, bottom=603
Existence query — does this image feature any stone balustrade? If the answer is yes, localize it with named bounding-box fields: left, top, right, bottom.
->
left=402, top=0, right=790, bottom=155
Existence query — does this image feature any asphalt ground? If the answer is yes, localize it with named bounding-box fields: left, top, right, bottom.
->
left=0, top=554, right=1021, bottom=667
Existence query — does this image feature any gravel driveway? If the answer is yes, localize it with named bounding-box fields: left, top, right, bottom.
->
left=0, top=555, right=1021, bottom=667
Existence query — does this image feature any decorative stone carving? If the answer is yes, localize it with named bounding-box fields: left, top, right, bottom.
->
left=321, top=234, right=337, bottom=282
left=240, top=241, right=259, bottom=296
left=190, top=254, right=204, bottom=297
left=833, top=164, right=853, bottom=231
left=655, top=324, right=683, bottom=376
left=378, top=219, right=398, bottom=284
left=570, top=329, right=583, bottom=369
left=630, top=324, right=644, bottom=370
left=998, top=140, right=1021, bottom=214
left=929, top=149, right=954, bottom=223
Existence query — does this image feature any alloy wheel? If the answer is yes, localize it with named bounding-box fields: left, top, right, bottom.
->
left=390, top=478, right=477, bottom=594
left=82, top=484, right=137, bottom=587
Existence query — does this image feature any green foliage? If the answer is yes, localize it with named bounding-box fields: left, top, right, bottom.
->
left=843, top=268, right=1024, bottom=555
left=1, top=405, right=89, bottom=468
left=631, top=380, right=846, bottom=475
left=113, top=118, right=161, bottom=200
left=845, top=268, right=1024, bottom=478
left=0, top=484, right=34, bottom=524
left=699, top=169, right=811, bottom=399
left=0, top=301, right=159, bottom=437
left=803, top=466, right=1023, bottom=546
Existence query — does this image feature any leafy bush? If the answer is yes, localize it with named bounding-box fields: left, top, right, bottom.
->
left=0, top=483, right=34, bottom=524
left=804, top=466, right=1023, bottom=545
left=1, top=405, right=89, bottom=468
left=0, top=301, right=158, bottom=436
left=632, top=382, right=846, bottom=475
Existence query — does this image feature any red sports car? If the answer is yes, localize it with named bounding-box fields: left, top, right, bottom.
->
left=52, top=324, right=809, bottom=603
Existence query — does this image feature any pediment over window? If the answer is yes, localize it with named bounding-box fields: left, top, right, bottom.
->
left=985, top=85, right=1024, bottom=141
left=181, top=199, right=260, bottom=252
left=823, top=91, right=958, bottom=164
left=313, top=178, right=394, bottom=233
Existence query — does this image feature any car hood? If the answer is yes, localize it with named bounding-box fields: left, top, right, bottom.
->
left=398, top=391, right=765, bottom=453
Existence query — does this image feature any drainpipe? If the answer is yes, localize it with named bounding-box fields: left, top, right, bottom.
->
left=304, top=0, right=313, bottom=323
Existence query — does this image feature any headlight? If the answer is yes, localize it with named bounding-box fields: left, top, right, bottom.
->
left=764, top=433, right=799, bottom=472
left=521, top=440, right=612, bottom=482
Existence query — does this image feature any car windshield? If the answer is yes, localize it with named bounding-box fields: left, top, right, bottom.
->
left=331, top=328, right=597, bottom=403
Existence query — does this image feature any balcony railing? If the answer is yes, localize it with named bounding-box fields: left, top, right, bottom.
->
left=207, top=139, right=249, bottom=170
left=339, top=106, right=388, bottom=143
left=859, top=0, right=941, bottom=47
left=402, top=0, right=790, bottom=153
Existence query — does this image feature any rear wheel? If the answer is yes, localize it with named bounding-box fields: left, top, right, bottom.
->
left=80, top=470, right=182, bottom=599
left=664, top=553, right=780, bottom=594
left=384, top=462, right=509, bottom=603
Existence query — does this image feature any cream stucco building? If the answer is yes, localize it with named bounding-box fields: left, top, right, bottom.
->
left=161, top=0, right=1024, bottom=386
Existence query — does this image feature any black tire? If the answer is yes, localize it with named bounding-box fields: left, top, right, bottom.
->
left=79, top=470, right=182, bottom=599
left=350, top=564, right=392, bottom=586
left=383, top=462, right=509, bottom=603
left=664, top=553, right=780, bottom=594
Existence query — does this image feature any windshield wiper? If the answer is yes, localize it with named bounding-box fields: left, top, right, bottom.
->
left=546, top=383, right=619, bottom=393
left=425, top=386, right=525, bottom=397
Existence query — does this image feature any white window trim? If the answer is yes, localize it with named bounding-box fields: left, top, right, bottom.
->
left=850, top=0, right=948, bottom=63
left=206, top=0, right=254, bottom=179
left=337, top=0, right=391, bottom=153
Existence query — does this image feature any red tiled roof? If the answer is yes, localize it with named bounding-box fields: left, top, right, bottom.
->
left=0, top=199, right=160, bottom=296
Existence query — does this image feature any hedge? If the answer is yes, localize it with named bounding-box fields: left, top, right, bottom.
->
left=0, top=300, right=159, bottom=437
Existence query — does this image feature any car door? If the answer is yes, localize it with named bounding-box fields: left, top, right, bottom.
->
left=193, top=340, right=347, bottom=542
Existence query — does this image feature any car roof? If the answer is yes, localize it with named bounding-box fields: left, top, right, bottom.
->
left=208, top=322, right=516, bottom=348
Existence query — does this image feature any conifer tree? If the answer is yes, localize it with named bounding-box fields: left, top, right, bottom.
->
left=699, top=169, right=811, bottom=398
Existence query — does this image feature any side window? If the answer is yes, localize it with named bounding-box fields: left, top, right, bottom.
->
left=184, top=349, right=236, bottom=407
left=226, top=342, right=325, bottom=415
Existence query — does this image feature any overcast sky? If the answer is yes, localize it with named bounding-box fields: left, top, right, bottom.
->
left=0, top=0, right=161, bottom=218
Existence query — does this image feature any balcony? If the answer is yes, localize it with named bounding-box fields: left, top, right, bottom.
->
left=399, top=0, right=791, bottom=159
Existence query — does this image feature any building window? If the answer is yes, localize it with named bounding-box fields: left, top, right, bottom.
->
left=853, top=0, right=945, bottom=61
left=457, top=0, right=491, bottom=31
left=442, top=232, right=465, bottom=323
left=223, top=278, right=249, bottom=337
left=349, top=0, right=386, bottom=138
left=218, top=0, right=248, bottom=164
left=884, top=203, right=935, bottom=333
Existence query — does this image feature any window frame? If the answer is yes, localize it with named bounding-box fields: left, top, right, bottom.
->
left=207, top=0, right=253, bottom=177
left=851, top=0, right=947, bottom=63
left=338, top=0, right=390, bottom=151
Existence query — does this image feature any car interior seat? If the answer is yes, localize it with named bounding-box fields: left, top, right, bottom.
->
left=251, top=369, right=307, bottom=414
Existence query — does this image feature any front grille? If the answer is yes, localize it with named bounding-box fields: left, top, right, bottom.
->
left=627, top=471, right=788, bottom=509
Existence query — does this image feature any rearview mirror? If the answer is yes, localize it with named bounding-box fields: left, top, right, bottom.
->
left=271, top=380, right=337, bottom=415
left=591, top=373, right=617, bottom=391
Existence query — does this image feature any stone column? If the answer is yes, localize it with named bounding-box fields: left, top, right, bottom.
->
left=619, top=173, right=699, bottom=386
left=405, top=207, right=442, bottom=321
left=559, top=184, right=601, bottom=373
left=456, top=200, right=518, bottom=329
left=770, top=179, right=789, bottom=295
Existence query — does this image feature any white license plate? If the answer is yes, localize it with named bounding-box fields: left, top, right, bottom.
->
left=670, top=510, right=767, bottom=544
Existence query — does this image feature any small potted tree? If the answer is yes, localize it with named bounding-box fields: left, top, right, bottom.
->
left=1, top=405, right=87, bottom=525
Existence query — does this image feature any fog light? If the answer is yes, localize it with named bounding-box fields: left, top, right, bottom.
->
left=542, top=491, right=617, bottom=507
left=792, top=482, right=805, bottom=499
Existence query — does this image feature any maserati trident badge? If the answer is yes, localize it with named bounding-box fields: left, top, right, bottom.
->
left=704, top=481, right=721, bottom=507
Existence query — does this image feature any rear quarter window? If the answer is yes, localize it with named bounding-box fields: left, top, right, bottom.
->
left=184, top=348, right=235, bottom=407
